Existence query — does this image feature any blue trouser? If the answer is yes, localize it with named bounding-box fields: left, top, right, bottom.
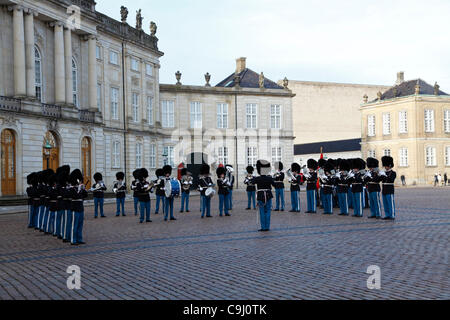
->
left=36, top=205, right=44, bottom=229
left=347, top=187, right=354, bottom=208
left=306, top=189, right=317, bottom=212
left=133, top=196, right=139, bottom=215
left=164, top=197, right=174, bottom=219
left=362, top=188, right=367, bottom=208
left=382, top=193, right=396, bottom=219
left=42, top=206, right=50, bottom=231
left=247, top=191, right=256, bottom=209
left=181, top=192, right=190, bottom=211
left=227, top=189, right=233, bottom=210
left=64, top=209, right=73, bottom=240
left=201, top=195, right=211, bottom=217
left=139, top=200, right=151, bottom=222
left=55, top=209, right=64, bottom=236
left=94, top=197, right=105, bottom=218
left=291, top=190, right=300, bottom=211
left=337, top=192, right=349, bottom=214
left=28, top=205, right=36, bottom=228
left=219, top=193, right=229, bottom=216
left=368, top=192, right=382, bottom=218
left=353, top=192, right=363, bottom=216
left=116, top=197, right=125, bottom=216
left=275, top=188, right=285, bottom=210
left=319, top=188, right=324, bottom=207
left=47, top=211, right=56, bottom=233
left=155, top=195, right=165, bottom=214
left=258, top=199, right=272, bottom=230
left=322, top=193, right=333, bottom=214
left=71, top=210, right=84, bottom=244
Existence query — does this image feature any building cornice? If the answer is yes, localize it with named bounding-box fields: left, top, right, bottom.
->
left=361, top=94, right=450, bottom=109
left=159, top=84, right=295, bottom=98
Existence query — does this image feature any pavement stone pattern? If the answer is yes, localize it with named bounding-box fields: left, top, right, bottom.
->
left=0, top=188, right=448, bottom=300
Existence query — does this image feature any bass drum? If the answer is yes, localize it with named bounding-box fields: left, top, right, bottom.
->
left=205, top=186, right=216, bottom=198
left=165, top=178, right=181, bottom=198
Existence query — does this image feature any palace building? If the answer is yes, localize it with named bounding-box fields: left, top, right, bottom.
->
left=0, top=0, right=294, bottom=196
left=360, top=74, right=450, bottom=185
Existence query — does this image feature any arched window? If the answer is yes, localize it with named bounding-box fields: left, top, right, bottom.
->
left=34, top=46, right=43, bottom=102
left=72, top=58, right=78, bottom=107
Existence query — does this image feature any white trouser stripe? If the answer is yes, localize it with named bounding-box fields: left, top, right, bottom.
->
left=71, top=212, right=75, bottom=243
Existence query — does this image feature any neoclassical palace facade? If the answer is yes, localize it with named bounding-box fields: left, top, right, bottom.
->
left=0, top=0, right=294, bottom=196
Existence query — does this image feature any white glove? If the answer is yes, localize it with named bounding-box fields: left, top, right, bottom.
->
left=379, top=171, right=387, bottom=177
left=304, top=173, right=311, bottom=179
left=183, top=181, right=189, bottom=185
left=199, top=187, right=203, bottom=191
left=347, top=172, right=355, bottom=179
left=335, top=172, right=341, bottom=179
left=365, top=171, right=372, bottom=178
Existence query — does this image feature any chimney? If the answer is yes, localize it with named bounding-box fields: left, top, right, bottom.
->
left=236, top=57, right=246, bottom=74
left=396, top=71, right=404, bottom=85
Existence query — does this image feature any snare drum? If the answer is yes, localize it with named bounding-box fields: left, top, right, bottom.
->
left=205, top=187, right=216, bottom=198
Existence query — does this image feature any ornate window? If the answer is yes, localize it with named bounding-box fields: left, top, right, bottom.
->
left=270, top=105, right=281, bottom=129
left=246, top=104, right=257, bottom=129
left=217, top=103, right=228, bottom=129
left=72, top=58, right=78, bottom=107
left=34, top=46, right=43, bottom=102
left=111, top=87, right=119, bottom=120
left=190, top=102, right=202, bottom=128
left=444, top=110, right=450, bottom=133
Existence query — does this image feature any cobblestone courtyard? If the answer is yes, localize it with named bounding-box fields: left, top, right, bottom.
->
left=0, top=188, right=448, bottom=300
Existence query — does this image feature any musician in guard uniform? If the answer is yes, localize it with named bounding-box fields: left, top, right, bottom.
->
left=335, top=159, right=350, bottom=216
left=380, top=156, right=396, bottom=220
left=320, top=160, right=336, bottom=215
left=163, top=165, right=177, bottom=221
left=217, top=166, right=231, bottom=217
left=348, top=158, right=365, bottom=217
left=225, top=165, right=234, bottom=211
left=68, top=169, right=87, bottom=245
left=288, top=163, right=302, bottom=213
left=91, top=172, right=107, bottom=218
left=365, top=158, right=382, bottom=219
left=180, top=168, right=193, bottom=213
left=114, top=172, right=126, bottom=216
left=154, top=168, right=165, bottom=215
left=304, top=159, right=318, bottom=213
left=198, top=164, right=213, bottom=218
left=244, top=166, right=256, bottom=210
left=131, top=169, right=140, bottom=216
left=273, top=162, right=285, bottom=211
left=252, top=160, right=276, bottom=231
left=136, top=168, right=153, bottom=223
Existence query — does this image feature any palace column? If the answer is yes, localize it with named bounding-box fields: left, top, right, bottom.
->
left=88, top=35, right=97, bottom=111
left=11, top=6, right=26, bottom=97
left=53, top=22, right=65, bottom=104
left=24, top=9, right=37, bottom=98
left=64, top=27, right=73, bottom=105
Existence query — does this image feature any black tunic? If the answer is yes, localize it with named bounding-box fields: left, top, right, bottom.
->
left=381, top=170, right=396, bottom=195
left=92, top=182, right=107, bottom=198
left=348, top=172, right=364, bottom=193
left=274, top=172, right=285, bottom=189
left=290, top=175, right=302, bottom=192
left=364, top=171, right=382, bottom=193
left=198, top=176, right=213, bottom=196
left=69, top=187, right=88, bottom=212
left=251, top=175, right=276, bottom=202
left=114, top=181, right=126, bottom=199
left=306, top=172, right=318, bottom=191
left=244, top=175, right=256, bottom=192
left=217, top=178, right=230, bottom=195
left=136, top=180, right=151, bottom=202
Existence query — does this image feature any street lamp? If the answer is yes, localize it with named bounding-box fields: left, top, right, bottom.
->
left=43, top=139, right=52, bottom=169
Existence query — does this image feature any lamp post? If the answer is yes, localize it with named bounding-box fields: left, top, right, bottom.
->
left=43, top=140, right=53, bottom=169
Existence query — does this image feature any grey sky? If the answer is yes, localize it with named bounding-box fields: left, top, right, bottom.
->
left=96, top=0, right=450, bottom=91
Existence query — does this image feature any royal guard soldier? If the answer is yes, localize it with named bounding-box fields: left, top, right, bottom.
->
left=26, top=172, right=38, bottom=228
left=179, top=168, right=193, bottom=213
left=154, top=168, right=165, bottom=215
left=288, top=163, right=302, bottom=212
left=46, top=173, right=58, bottom=234
left=348, top=158, right=366, bottom=217
left=91, top=172, right=107, bottom=218
left=320, top=161, right=337, bottom=214
left=216, top=166, right=231, bottom=217
left=380, top=156, right=397, bottom=220
left=252, top=160, right=276, bottom=231
left=225, top=164, right=234, bottom=210
left=113, top=172, right=127, bottom=216
left=198, top=164, right=214, bottom=218
left=136, top=168, right=153, bottom=223
left=335, top=159, right=350, bottom=215
left=317, top=158, right=327, bottom=208
left=163, top=165, right=177, bottom=221
left=68, top=169, right=88, bottom=245
left=54, top=169, right=66, bottom=238
left=244, top=166, right=256, bottom=210
left=272, top=161, right=285, bottom=211
left=304, top=159, right=318, bottom=213
left=41, top=169, right=54, bottom=232
left=131, top=169, right=140, bottom=216
left=347, top=159, right=355, bottom=210
left=365, top=157, right=382, bottom=219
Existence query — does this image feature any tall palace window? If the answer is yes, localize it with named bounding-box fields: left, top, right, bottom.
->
left=72, top=58, right=78, bottom=107
left=34, top=46, right=42, bottom=102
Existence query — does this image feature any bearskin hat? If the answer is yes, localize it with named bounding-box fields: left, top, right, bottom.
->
left=274, top=161, right=283, bottom=171
left=26, top=172, right=35, bottom=185
left=181, top=168, right=187, bottom=176
left=324, top=162, right=334, bottom=173
left=318, top=158, right=327, bottom=168
left=57, top=171, right=68, bottom=186
left=43, top=169, right=55, bottom=184
left=155, top=168, right=164, bottom=177
left=307, top=159, right=318, bottom=170
left=246, top=166, right=254, bottom=174
left=56, top=165, right=70, bottom=176
left=216, top=166, right=226, bottom=177
left=336, top=158, right=342, bottom=168
left=48, top=173, right=57, bottom=186
left=132, top=169, right=140, bottom=179
left=339, top=159, right=350, bottom=172
left=352, top=158, right=366, bottom=170
left=69, top=169, right=83, bottom=185
left=256, top=160, right=271, bottom=175
left=139, top=168, right=149, bottom=179
left=94, top=172, right=103, bottom=182
left=291, top=162, right=301, bottom=173
left=200, top=164, right=210, bottom=175
left=327, top=158, right=337, bottom=169
left=366, top=157, right=379, bottom=169
left=162, top=165, right=172, bottom=175
left=382, top=156, right=394, bottom=168
left=116, top=171, right=125, bottom=180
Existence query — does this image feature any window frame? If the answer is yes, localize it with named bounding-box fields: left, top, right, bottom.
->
left=217, top=146, right=228, bottom=165
left=163, top=146, right=174, bottom=167
left=110, top=87, right=119, bottom=120
left=190, top=102, right=202, bottom=129
left=131, top=57, right=140, bottom=72
left=398, top=110, right=408, bottom=134
left=424, top=109, right=435, bottom=133
left=246, top=103, right=258, bottom=129
left=444, top=109, right=450, bottom=133
left=112, top=141, right=121, bottom=168
left=147, top=96, right=154, bottom=125
left=34, top=45, right=43, bottom=102
left=161, top=100, right=175, bottom=128
left=247, top=146, right=258, bottom=167
left=367, top=115, right=375, bottom=137
left=382, top=112, right=391, bottom=135
left=132, top=92, right=140, bottom=123
left=399, top=147, right=408, bottom=167
left=149, top=143, right=156, bottom=168
left=109, top=50, right=119, bottom=65
left=135, top=142, right=143, bottom=168
left=271, top=146, right=282, bottom=163
left=270, top=104, right=282, bottom=129
left=145, top=63, right=153, bottom=77
left=217, top=103, right=228, bottom=129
